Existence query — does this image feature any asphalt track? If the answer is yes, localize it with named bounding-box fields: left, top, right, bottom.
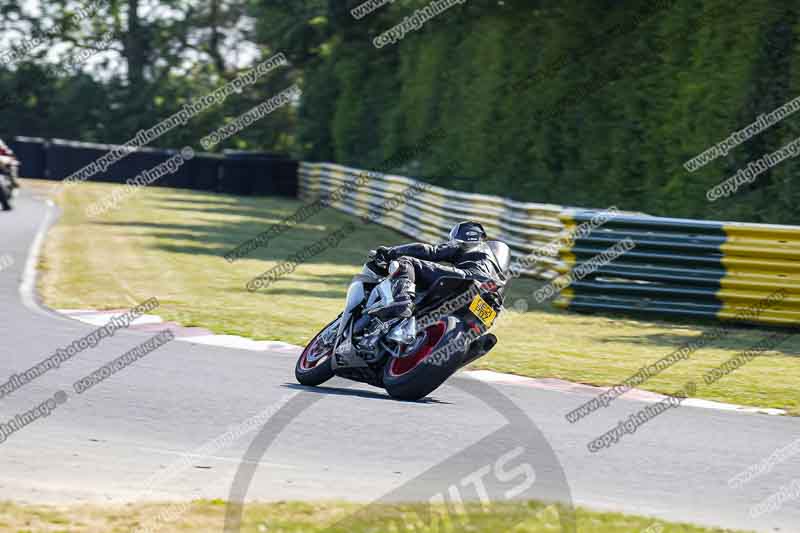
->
left=1, top=190, right=799, bottom=532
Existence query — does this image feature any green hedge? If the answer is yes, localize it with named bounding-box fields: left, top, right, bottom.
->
left=301, top=0, right=800, bottom=223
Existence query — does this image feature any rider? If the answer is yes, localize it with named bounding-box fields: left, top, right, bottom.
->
left=0, top=139, right=20, bottom=190
left=372, top=221, right=506, bottom=319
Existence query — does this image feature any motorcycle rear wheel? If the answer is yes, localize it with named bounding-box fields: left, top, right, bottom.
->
left=0, top=183, right=11, bottom=211
left=382, top=317, right=464, bottom=401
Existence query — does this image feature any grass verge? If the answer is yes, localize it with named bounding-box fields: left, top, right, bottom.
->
left=0, top=499, right=750, bottom=532
left=30, top=179, right=800, bottom=415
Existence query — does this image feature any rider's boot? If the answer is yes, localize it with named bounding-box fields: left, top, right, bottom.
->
left=371, top=277, right=415, bottom=319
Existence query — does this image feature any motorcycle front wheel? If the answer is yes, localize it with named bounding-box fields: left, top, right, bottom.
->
left=295, top=318, right=338, bottom=386
left=0, top=183, right=11, bottom=211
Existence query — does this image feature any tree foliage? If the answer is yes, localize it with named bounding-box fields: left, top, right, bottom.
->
left=1, top=0, right=799, bottom=223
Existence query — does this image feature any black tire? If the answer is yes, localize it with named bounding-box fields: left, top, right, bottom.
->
left=295, top=318, right=338, bottom=386
left=383, top=317, right=465, bottom=401
left=0, top=184, right=11, bottom=211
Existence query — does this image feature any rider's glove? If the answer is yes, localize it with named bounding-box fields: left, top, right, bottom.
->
left=375, top=246, right=394, bottom=263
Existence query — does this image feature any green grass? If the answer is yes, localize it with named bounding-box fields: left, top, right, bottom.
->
left=32, top=180, right=800, bottom=415
left=0, top=499, right=751, bottom=532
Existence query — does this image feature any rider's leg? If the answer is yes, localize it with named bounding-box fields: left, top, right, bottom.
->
left=413, top=258, right=469, bottom=286
left=370, top=257, right=417, bottom=318
left=373, top=258, right=467, bottom=319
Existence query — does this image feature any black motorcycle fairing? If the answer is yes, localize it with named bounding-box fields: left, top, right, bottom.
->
left=414, top=276, right=476, bottom=310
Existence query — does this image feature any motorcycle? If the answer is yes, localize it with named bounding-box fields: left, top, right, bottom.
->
left=295, top=241, right=511, bottom=400
left=0, top=140, right=20, bottom=211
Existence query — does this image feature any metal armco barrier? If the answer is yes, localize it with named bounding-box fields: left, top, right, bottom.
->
left=298, top=162, right=566, bottom=279
left=554, top=210, right=800, bottom=326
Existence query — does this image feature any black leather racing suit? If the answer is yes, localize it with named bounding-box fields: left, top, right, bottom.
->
left=385, top=241, right=506, bottom=293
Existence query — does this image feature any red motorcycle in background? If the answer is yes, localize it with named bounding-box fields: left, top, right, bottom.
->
left=0, top=139, right=20, bottom=211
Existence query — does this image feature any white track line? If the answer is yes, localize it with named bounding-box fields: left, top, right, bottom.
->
left=20, top=198, right=56, bottom=314
left=177, top=334, right=299, bottom=352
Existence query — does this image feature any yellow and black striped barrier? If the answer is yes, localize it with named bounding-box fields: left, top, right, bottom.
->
left=554, top=210, right=800, bottom=326
left=298, top=162, right=566, bottom=280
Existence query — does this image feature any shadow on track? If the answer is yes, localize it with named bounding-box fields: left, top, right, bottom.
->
left=281, top=383, right=452, bottom=404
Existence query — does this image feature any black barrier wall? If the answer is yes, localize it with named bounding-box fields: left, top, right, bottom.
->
left=9, top=136, right=47, bottom=179
left=7, top=137, right=298, bottom=197
left=223, top=151, right=298, bottom=197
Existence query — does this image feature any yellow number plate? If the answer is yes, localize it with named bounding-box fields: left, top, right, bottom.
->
left=469, top=294, right=497, bottom=327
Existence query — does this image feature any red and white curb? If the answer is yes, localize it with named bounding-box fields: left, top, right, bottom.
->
left=461, top=370, right=787, bottom=416
left=57, top=309, right=301, bottom=356
left=59, top=309, right=787, bottom=417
